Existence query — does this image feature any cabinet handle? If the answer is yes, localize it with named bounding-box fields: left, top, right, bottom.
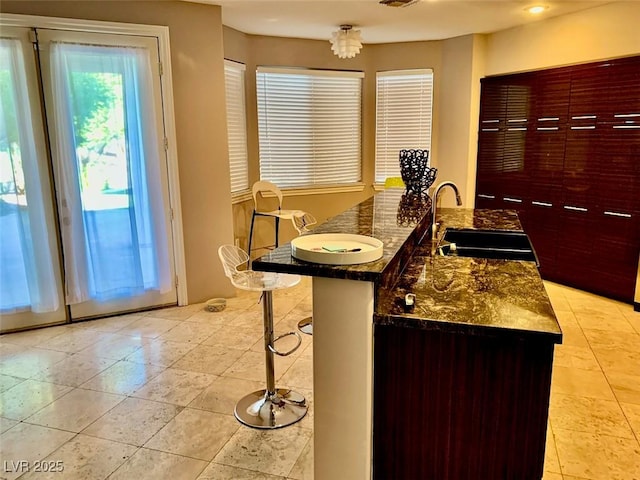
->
left=481, top=128, right=499, bottom=132
left=537, top=127, right=559, bottom=131
left=532, top=201, right=553, bottom=207
left=571, top=126, right=596, bottom=130
left=538, top=117, right=560, bottom=122
left=477, top=194, right=495, bottom=199
left=503, top=197, right=523, bottom=203
left=614, top=113, right=640, bottom=118
left=482, top=119, right=500, bottom=123
left=613, top=125, right=640, bottom=129
left=507, top=127, right=527, bottom=131
left=572, top=115, right=597, bottom=120
left=508, top=118, right=528, bottom=123
left=564, top=205, right=588, bottom=212
left=604, top=211, right=632, bottom=218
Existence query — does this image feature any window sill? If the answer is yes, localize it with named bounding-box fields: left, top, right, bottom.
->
left=231, top=190, right=252, bottom=204
left=281, top=183, right=366, bottom=196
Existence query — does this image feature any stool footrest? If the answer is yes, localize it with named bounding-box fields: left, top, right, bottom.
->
left=268, top=331, right=302, bottom=356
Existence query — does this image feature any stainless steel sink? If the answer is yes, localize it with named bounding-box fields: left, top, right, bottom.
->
left=437, top=228, right=539, bottom=265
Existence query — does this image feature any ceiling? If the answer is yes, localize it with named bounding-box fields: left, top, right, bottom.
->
left=195, top=0, right=612, bottom=44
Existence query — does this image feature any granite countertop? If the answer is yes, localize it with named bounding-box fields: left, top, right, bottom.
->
left=253, top=190, right=562, bottom=343
left=375, top=208, right=563, bottom=342
left=252, top=188, right=432, bottom=284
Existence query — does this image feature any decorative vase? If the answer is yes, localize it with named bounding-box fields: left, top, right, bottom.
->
left=399, top=149, right=437, bottom=194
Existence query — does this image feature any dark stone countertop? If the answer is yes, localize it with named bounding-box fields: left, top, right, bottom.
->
left=253, top=190, right=562, bottom=343
left=252, top=188, right=432, bottom=285
left=375, top=208, right=562, bottom=342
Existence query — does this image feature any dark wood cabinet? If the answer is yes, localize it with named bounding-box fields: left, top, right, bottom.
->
left=476, top=56, right=640, bottom=302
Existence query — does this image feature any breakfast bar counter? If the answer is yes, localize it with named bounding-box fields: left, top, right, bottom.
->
left=252, top=188, right=562, bottom=480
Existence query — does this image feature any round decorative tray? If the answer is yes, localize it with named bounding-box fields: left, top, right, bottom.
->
left=291, top=233, right=384, bottom=265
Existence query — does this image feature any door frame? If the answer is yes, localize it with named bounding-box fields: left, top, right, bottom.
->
left=0, top=13, right=188, bottom=306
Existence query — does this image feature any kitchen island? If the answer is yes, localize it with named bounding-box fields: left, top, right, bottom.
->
left=252, top=189, right=562, bottom=480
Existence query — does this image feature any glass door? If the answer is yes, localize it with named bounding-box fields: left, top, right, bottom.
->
left=0, top=27, right=66, bottom=331
left=37, top=29, right=177, bottom=320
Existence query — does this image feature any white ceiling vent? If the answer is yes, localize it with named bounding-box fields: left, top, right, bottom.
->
left=379, top=0, right=420, bottom=7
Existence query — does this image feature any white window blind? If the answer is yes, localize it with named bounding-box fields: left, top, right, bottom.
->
left=256, top=67, right=363, bottom=188
left=375, top=69, right=434, bottom=183
left=224, top=60, right=249, bottom=193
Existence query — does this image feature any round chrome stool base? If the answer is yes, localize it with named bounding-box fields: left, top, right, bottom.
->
left=297, top=317, right=313, bottom=335
left=235, top=388, right=307, bottom=429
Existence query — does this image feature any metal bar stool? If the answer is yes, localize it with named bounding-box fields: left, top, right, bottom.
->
left=247, top=181, right=303, bottom=261
left=291, top=212, right=317, bottom=335
left=218, top=245, right=307, bottom=429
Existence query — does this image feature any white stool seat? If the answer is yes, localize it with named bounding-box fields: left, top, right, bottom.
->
left=218, top=244, right=307, bottom=429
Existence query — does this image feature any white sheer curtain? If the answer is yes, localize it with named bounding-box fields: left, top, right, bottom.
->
left=49, top=41, right=171, bottom=304
left=0, top=39, right=59, bottom=313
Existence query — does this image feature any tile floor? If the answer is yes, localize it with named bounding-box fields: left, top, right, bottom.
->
left=1, top=278, right=639, bottom=480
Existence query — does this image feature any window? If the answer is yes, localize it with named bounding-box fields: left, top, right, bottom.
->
left=375, top=69, right=434, bottom=183
left=224, top=60, right=249, bottom=193
left=256, top=67, right=363, bottom=188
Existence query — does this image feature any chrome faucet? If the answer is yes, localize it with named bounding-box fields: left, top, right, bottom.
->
left=431, top=181, right=462, bottom=250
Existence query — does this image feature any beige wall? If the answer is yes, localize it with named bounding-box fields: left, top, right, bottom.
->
left=1, top=0, right=236, bottom=302
left=485, top=2, right=640, bottom=75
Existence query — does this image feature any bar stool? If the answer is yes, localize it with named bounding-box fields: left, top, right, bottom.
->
left=291, top=212, right=317, bottom=335
left=247, top=181, right=303, bottom=260
left=218, top=245, right=308, bottom=429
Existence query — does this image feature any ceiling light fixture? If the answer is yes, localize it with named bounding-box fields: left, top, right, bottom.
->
left=379, top=0, right=420, bottom=7
left=330, top=25, right=363, bottom=59
left=526, top=5, right=548, bottom=14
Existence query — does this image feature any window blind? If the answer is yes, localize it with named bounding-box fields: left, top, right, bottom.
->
left=256, top=67, right=363, bottom=188
left=224, top=60, right=249, bottom=193
left=375, top=69, right=434, bottom=183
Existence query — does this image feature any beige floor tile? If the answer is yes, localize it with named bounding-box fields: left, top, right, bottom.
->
left=0, top=342, right=26, bottom=359
left=222, top=350, right=297, bottom=383
left=172, top=345, right=246, bottom=375
left=125, top=338, right=196, bottom=367
left=197, top=462, right=285, bottom=479
left=288, top=436, right=313, bottom=480
left=623, top=310, right=640, bottom=334
left=592, top=347, right=640, bottom=377
left=71, top=313, right=142, bottom=332
left=202, top=325, right=263, bottom=350
left=32, top=353, right=117, bottom=387
left=574, top=309, right=635, bottom=333
left=185, top=309, right=242, bottom=326
left=115, top=316, right=181, bottom=338
left=160, top=322, right=222, bottom=344
left=542, top=472, right=563, bottom=480
left=551, top=366, right=616, bottom=400
left=620, top=402, right=640, bottom=439
left=80, top=360, right=165, bottom=396
left=549, top=394, right=635, bottom=438
left=189, top=376, right=264, bottom=415
left=144, top=304, right=203, bottom=321
left=606, top=371, right=640, bottom=405
left=109, top=448, right=208, bottom=480
left=279, top=357, right=313, bottom=391
left=554, top=427, right=640, bottom=480
left=553, top=345, right=601, bottom=371
left=544, top=424, right=561, bottom=474
left=82, top=397, right=181, bottom=446
left=0, top=325, right=70, bottom=347
left=554, top=310, right=580, bottom=329
left=0, top=423, right=75, bottom=480
left=0, top=380, right=72, bottom=421
left=0, top=374, right=24, bottom=393
left=37, top=328, right=104, bottom=353
left=132, top=368, right=217, bottom=406
left=583, top=328, right=640, bottom=351
left=78, top=333, right=150, bottom=360
left=18, top=434, right=137, bottom=480
left=0, top=417, right=18, bottom=434
left=0, top=348, right=69, bottom=379
left=214, top=424, right=312, bottom=477
left=557, top=325, right=590, bottom=349
left=25, top=388, right=124, bottom=432
left=145, top=408, right=239, bottom=461
left=230, top=308, right=265, bottom=329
